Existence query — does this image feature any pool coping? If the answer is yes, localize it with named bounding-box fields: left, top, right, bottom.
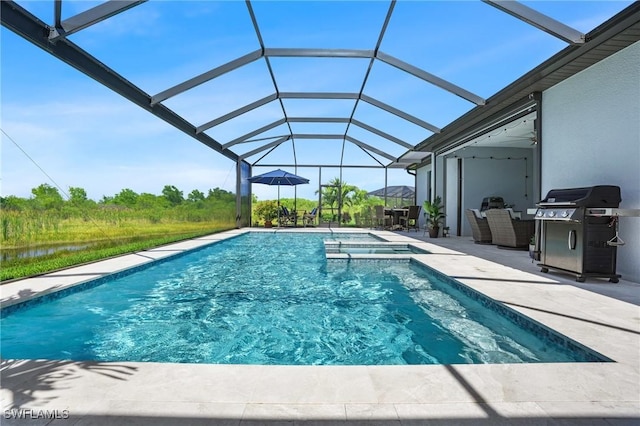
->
left=1, top=228, right=639, bottom=423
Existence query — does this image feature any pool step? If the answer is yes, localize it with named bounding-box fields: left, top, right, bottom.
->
left=323, top=240, right=428, bottom=258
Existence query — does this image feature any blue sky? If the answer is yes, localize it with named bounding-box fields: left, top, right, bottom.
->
left=1, top=1, right=632, bottom=202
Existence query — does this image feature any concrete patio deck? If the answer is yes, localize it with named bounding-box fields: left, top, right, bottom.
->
left=391, top=230, right=640, bottom=306
left=1, top=228, right=639, bottom=425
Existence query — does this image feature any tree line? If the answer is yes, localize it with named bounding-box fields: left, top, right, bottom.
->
left=1, top=179, right=393, bottom=244
left=0, top=183, right=235, bottom=211
left=1, top=184, right=239, bottom=247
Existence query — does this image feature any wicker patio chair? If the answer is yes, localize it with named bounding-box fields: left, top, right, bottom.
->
left=465, top=209, right=493, bottom=244
left=399, top=205, right=421, bottom=232
left=374, top=205, right=392, bottom=229
left=484, top=209, right=535, bottom=249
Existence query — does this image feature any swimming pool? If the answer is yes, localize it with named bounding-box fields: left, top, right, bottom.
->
left=1, top=232, right=607, bottom=365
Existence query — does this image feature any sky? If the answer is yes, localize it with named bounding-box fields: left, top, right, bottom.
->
left=1, top=0, right=633, bottom=202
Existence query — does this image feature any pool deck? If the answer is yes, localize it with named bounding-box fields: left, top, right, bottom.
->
left=1, top=228, right=639, bottom=425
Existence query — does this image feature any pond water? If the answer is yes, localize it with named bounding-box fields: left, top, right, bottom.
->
left=1, top=243, right=96, bottom=262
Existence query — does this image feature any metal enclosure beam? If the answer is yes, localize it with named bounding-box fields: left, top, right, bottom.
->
left=239, top=135, right=290, bottom=160
left=351, top=119, right=413, bottom=149
left=376, top=51, right=486, bottom=105
left=257, top=164, right=387, bottom=169
left=265, top=48, right=374, bottom=58
left=151, top=50, right=264, bottom=105
left=340, top=0, right=397, bottom=170
left=244, top=1, right=299, bottom=169
left=291, top=134, right=344, bottom=140
left=360, top=94, right=441, bottom=133
left=287, top=117, right=350, bottom=123
left=50, top=0, right=146, bottom=41
left=279, top=92, right=360, bottom=100
left=196, top=93, right=278, bottom=133
left=0, top=0, right=238, bottom=163
left=484, top=0, right=585, bottom=44
left=222, top=118, right=287, bottom=149
left=345, top=136, right=397, bottom=161
left=7, top=0, right=600, bottom=178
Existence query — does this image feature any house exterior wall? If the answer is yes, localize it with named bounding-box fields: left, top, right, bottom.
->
left=542, top=41, right=640, bottom=283
left=412, top=41, right=638, bottom=283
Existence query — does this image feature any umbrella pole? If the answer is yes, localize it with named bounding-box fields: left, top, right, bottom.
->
left=277, top=185, right=281, bottom=227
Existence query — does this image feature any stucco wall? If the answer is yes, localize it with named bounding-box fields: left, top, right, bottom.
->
left=542, top=41, right=640, bottom=283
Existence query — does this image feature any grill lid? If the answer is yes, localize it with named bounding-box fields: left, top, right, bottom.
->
left=537, top=185, right=621, bottom=208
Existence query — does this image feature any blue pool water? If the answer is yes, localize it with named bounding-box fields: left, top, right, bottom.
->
left=1, top=232, right=606, bottom=365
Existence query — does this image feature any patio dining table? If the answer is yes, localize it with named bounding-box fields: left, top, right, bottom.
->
left=385, top=208, right=409, bottom=228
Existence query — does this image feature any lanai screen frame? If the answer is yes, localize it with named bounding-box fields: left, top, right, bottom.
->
left=1, top=0, right=592, bottom=224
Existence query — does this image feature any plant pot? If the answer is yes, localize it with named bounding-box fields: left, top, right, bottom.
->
left=529, top=244, right=540, bottom=260
left=428, top=227, right=439, bottom=238
left=264, top=220, right=273, bottom=228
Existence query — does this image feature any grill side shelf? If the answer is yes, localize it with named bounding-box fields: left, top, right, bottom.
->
left=586, top=208, right=640, bottom=217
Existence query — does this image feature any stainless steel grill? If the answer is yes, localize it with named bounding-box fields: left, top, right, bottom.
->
left=535, top=185, right=621, bottom=283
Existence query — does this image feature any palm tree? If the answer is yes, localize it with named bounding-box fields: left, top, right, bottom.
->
left=316, top=178, right=358, bottom=221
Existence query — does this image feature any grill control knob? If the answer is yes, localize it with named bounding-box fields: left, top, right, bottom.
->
left=561, top=210, right=570, bottom=218
left=536, top=210, right=544, bottom=217
left=547, top=210, right=556, bottom=217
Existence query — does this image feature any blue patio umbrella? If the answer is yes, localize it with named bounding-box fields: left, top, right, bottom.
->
left=249, top=169, right=310, bottom=222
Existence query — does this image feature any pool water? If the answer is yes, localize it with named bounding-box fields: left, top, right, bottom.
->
left=1, top=232, right=605, bottom=365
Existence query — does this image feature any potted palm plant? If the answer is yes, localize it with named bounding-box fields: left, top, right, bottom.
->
left=254, top=200, right=279, bottom=228
left=423, top=196, right=445, bottom=238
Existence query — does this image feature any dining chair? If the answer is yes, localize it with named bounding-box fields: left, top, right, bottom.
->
left=399, top=205, right=421, bottom=232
